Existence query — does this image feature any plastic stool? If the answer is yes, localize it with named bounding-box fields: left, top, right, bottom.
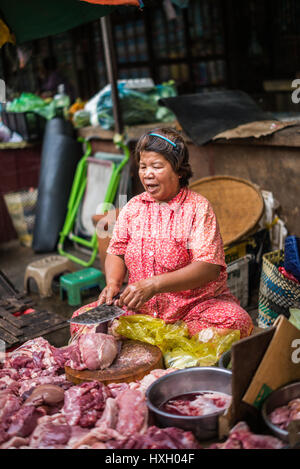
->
left=59, top=268, right=106, bottom=306
left=24, top=255, right=75, bottom=298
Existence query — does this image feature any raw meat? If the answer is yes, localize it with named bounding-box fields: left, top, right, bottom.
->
left=115, top=389, right=148, bottom=436
left=0, top=332, right=288, bottom=450
left=71, top=389, right=149, bottom=448
left=269, top=398, right=300, bottom=430
left=0, top=435, right=29, bottom=449
left=5, top=337, right=59, bottom=372
left=19, top=374, right=71, bottom=399
left=106, top=426, right=202, bottom=449
left=61, top=333, right=119, bottom=371
left=78, top=333, right=118, bottom=370
left=63, top=381, right=111, bottom=428
left=106, top=382, right=130, bottom=398
left=7, top=405, right=46, bottom=439
left=128, top=368, right=179, bottom=394
left=24, top=384, right=65, bottom=407
left=161, top=391, right=231, bottom=417
left=210, top=421, right=285, bottom=449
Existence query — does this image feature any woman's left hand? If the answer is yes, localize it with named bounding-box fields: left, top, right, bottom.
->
left=116, top=278, right=157, bottom=312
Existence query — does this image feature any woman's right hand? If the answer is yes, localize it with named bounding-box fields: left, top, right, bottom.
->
left=98, top=283, right=120, bottom=306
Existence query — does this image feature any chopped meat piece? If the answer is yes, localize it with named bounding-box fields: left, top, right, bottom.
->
left=269, top=398, right=300, bottom=430
left=72, top=389, right=149, bottom=448
left=210, top=421, right=285, bottom=449
left=106, top=382, right=130, bottom=398
left=19, top=374, right=71, bottom=399
left=0, top=392, right=22, bottom=443
left=96, top=398, right=119, bottom=430
left=269, top=406, right=290, bottom=428
left=63, top=381, right=111, bottom=428
left=5, top=338, right=58, bottom=371
left=7, top=405, right=46, bottom=438
left=0, top=436, right=29, bottom=449
left=78, top=333, right=118, bottom=370
left=29, top=413, right=69, bottom=448
left=0, top=371, right=20, bottom=394
left=63, top=333, right=119, bottom=371
left=24, top=384, right=65, bottom=407
left=71, top=427, right=123, bottom=449
left=0, top=368, right=19, bottom=381
left=50, top=344, right=81, bottom=369
left=107, top=425, right=201, bottom=449
left=29, top=422, right=71, bottom=449
left=129, top=368, right=178, bottom=394
left=60, top=343, right=85, bottom=371
left=115, top=389, right=148, bottom=436
left=66, top=426, right=91, bottom=449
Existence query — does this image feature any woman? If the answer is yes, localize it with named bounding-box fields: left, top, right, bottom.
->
left=72, top=128, right=253, bottom=339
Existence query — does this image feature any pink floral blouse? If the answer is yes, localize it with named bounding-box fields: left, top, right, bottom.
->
left=107, top=187, right=238, bottom=323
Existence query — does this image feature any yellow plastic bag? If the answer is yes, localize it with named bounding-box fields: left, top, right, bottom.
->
left=115, top=315, right=240, bottom=369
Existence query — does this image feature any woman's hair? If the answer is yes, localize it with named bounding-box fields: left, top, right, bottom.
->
left=135, top=127, right=193, bottom=187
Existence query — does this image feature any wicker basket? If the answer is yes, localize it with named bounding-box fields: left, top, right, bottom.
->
left=258, top=249, right=300, bottom=328
left=189, top=176, right=264, bottom=246
left=3, top=188, right=38, bottom=247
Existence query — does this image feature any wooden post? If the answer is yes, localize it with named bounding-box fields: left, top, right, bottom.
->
left=100, top=15, right=123, bottom=135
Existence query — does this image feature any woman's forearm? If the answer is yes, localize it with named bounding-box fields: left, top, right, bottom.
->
left=152, top=261, right=221, bottom=295
left=105, top=253, right=127, bottom=287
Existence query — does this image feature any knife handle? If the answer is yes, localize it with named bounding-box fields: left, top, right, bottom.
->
left=104, top=292, right=121, bottom=305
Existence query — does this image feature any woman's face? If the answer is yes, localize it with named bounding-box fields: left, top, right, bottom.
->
left=138, top=151, right=181, bottom=202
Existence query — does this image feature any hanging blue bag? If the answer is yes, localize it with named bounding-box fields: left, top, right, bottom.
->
left=284, top=235, right=300, bottom=282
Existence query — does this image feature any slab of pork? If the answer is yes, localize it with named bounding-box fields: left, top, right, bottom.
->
left=78, top=333, right=118, bottom=370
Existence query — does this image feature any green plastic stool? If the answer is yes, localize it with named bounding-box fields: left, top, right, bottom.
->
left=59, top=267, right=106, bottom=306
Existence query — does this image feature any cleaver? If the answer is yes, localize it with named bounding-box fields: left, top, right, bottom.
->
left=68, top=294, right=124, bottom=326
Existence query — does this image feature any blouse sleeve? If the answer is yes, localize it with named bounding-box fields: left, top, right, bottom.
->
left=106, top=205, right=130, bottom=256
left=187, top=199, right=226, bottom=270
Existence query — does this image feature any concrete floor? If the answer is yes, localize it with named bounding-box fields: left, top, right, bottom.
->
left=0, top=239, right=259, bottom=348
left=0, top=239, right=102, bottom=347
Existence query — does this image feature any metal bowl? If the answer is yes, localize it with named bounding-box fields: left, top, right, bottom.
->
left=261, top=381, right=300, bottom=442
left=146, top=366, right=232, bottom=441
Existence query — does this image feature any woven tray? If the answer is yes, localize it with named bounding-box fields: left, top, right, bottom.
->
left=189, top=175, right=264, bottom=246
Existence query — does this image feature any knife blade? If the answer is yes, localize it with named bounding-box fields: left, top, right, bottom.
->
left=68, top=294, right=124, bottom=326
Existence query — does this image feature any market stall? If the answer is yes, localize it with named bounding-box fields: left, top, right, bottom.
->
left=1, top=0, right=300, bottom=454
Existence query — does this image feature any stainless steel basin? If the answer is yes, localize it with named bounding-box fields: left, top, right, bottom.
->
left=146, top=366, right=232, bottom=441
left=261, top=381, right=300, bottom=442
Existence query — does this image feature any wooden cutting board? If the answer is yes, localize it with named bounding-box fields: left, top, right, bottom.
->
left=65, top=339, right=163, bottom=385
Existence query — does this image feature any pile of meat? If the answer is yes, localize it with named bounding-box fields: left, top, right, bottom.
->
left=269, top=398, right=300, bottom=430
left=0, top=334, right=286, bottom=449
left=209, top=422, right=285, bottom=449
left=0, top=335, right=200, bottom=449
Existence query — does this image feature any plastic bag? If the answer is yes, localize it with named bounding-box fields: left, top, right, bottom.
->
left=115, top=315, right=240, bottom=369
left=148, top=80, right=177, bottom=122
left=96, top=81, right=177, bottom=130
left=289, top=308, right=300, bottom=330
left=7, top=93, right=46, bottom=113
left=7, top=93, right=57, bottom=120
left=73, top=110, right=91, bottom=128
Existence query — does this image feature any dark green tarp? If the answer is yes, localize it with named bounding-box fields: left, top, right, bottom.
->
left=0, top=0, right=115, bottom=43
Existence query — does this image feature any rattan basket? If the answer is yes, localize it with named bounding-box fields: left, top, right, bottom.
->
left=189, top=176, right=264, bottom=246
left=258, top=249, right=300, bottom=328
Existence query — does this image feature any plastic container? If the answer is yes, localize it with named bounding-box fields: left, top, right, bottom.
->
left=1, top=110, right=46, bottom=142
left=226, top=254, right=254, bottom=308
left=53, top=84, right=70, bottom=119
